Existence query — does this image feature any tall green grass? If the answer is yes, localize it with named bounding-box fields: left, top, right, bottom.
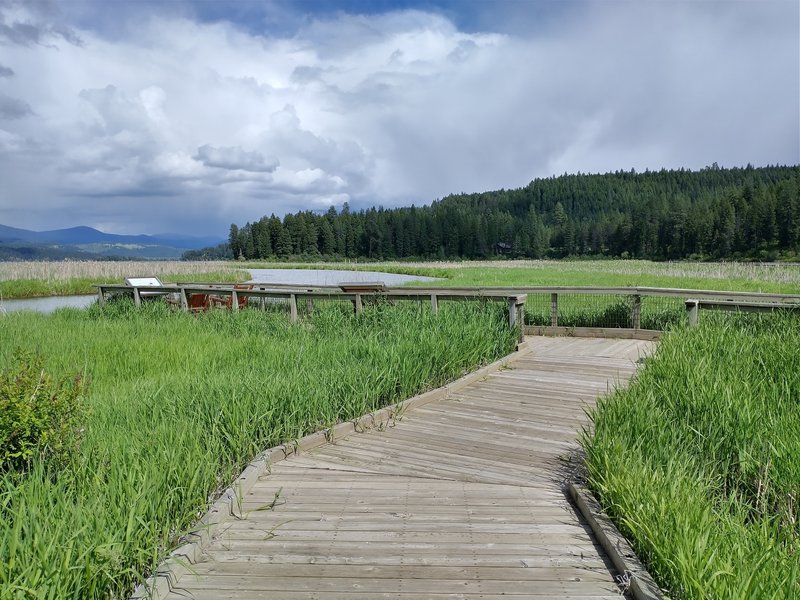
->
left=523, top=295, right=686, bottom=330
left=583, top=313, right=800, bottom=599
left=439, top=260, right=800, bottom=292
left=0, top=300, right=517, bottom=598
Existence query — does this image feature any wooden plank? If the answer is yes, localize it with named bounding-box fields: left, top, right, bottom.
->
left=172, top=574, right=621, bottom=595
left=201, top=549, right=610, bottom=568
left=179, top=590, right=622, bottom=600
left=156, top=337, right=655, bottom=600
left=525, top=326, right=661, bottom=341
left=188, top=563, right=616, bottom=582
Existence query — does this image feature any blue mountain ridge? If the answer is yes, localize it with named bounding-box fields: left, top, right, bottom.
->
left=0, top=224, right=222, bottom=250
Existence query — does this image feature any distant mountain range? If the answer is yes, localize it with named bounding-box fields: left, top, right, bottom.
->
left=0, top=224, right=224, bottom=260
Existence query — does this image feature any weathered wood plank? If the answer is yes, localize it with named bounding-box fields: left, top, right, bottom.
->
left=159, top=337, right=653, bottom=599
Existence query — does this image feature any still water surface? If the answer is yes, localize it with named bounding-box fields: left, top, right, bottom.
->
left=1, top=269, right=438, bottom=314
left=247, top=268, right=437, bottom=286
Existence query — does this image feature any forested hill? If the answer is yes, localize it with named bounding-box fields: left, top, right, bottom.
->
left=211, top=165, right=800, bottom=262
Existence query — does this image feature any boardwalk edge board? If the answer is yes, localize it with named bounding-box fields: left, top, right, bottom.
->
left=524, top=326, right=661, bottom=341
left=130, top=339, right=532, bottom=599
left=567, top=483, right=664, bottom=600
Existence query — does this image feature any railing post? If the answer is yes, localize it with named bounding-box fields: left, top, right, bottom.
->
left=509, top=294, right=527, bottom=340
left=508, top=297, right=518, bottom=329
left=686, top=299, right=699, bottom=327
left=180, top=288, right=188, bottom=311
left=430, top=294, right=438, bottom=314
left=550, top=293, right=558, bottom=327
left=631, top=294, right=641, bottom=329
left=133, top=287, right=141, bottom=308
left=289, top=294, right=298, bottom=322
left=231, top=290, right=239, bottom=313
left=97, top=287, right=105, bottom=306
left=354, top=294, right=363, bottom=315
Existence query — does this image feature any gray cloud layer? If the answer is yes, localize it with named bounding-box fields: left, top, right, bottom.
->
left=194, top=144, right=279, bottom=173
left=0, top=0, right=797, bottom=236
left=0, top=93, right=31, bottom=118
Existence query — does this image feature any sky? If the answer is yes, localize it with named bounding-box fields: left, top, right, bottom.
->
left=0, top=0, right=798, bottom=238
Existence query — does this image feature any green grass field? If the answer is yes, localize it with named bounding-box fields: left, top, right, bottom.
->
left=0, top=261, right=247, bottom=299
left=245, top=259, right=800, bottom=294
left=583, top=313, right=800, bottom=599
left=3, top=259, right=799, bottom=300
left=2, top=258, right=799, bottom=599
left=0, top=300, right=517, bottom=598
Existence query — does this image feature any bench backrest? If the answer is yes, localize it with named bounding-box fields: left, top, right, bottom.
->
left=338, top=282, right=387, bottom=293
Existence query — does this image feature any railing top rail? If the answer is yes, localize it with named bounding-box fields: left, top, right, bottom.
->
left=93, top=283, right=800, bottom=303
left=398, top=286, right=800, bottom=303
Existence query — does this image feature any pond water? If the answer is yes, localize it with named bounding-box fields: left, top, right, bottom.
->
left=247, top=268, right=438, bottom=286
left=1, top=294, right=98, bottom=314
left=1, top=269, right=439, bottom=314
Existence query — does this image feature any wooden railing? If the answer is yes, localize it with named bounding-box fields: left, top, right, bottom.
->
left=93, top=283, right=800, bottom=336
left=93, top=283, right=527, bottom=330
left=684, top=298, right=800, bottom=326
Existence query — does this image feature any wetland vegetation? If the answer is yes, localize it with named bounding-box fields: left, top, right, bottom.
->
left=1, top=258, right=799, bottom=599
left=583, top=313, right=800, bottom=599
left=0, top=299, right=517, bottom=598
left=0, top=260, right=246, bottom=300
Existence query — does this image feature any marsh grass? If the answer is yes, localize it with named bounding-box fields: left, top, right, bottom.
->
left=0, top=299, right=516, bottom=598
left=523, top=294, right=686, bottom=329
left=430, top=260, right=800, bottom=292
left=239, top=260, right=800, bottom=327
left=0, top=261, right=247, bottom=299
left=261, top=259, right=800, bottom=291
left=582, top=313, right=800, bottom=599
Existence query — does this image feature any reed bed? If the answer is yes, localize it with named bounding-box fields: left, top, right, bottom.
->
left=582, top=313, right=800, bottom=599
left=0, top=300, right=516, bottom=598
left=414, top=259, right=800, bottom=286
left=245, top=260, right=800, bottom=292
left=435, top=261, right=800, bottom=292
left=523, top=293, right=686, bottom=330
left=0, top=261, right=246, bottom=299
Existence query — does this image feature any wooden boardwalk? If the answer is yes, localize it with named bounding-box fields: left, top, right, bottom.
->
left=163, top=337, right=655, bottom=599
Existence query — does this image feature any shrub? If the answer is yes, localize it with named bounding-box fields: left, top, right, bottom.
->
left=0, top=351, right=87, bottom=473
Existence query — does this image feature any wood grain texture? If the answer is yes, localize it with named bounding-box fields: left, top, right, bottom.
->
left=160, top=337, right=655, bottom=599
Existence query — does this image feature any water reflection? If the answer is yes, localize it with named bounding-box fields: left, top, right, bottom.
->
left=247, top=268, right=437, bottom=286
left=1, top=295, right=97, bottom=314
left=1, top=269, right=438, bottom=314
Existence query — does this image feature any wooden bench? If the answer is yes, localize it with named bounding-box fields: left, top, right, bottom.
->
left=338, top=282, right=388, bottom=294
left=338, top=282, right=388, bottom=314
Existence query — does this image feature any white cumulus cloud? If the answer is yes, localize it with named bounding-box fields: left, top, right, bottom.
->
left=0, top=0, right=796, bottom=236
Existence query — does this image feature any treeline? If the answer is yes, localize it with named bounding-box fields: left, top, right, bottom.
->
left=193, top=165, right=800, bottom=261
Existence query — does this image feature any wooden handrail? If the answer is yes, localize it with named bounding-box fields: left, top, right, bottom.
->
left=93, top=282, right=800, bottom=335
left=685, top=298, right=800, bottom=326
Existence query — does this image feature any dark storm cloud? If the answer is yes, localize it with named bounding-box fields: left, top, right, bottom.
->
left=0, top=93, right=32, bottom=118
left=194, top=145, right=280, bottom=173
left=0, top=0, right=796, bottom=236
left=0, top=0, right=83, bottom=46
